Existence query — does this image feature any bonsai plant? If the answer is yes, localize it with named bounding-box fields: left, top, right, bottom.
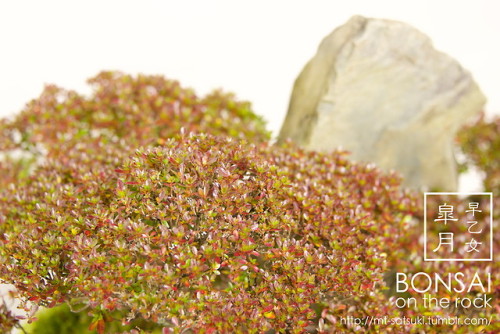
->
left=0, top=72, right=497, bottom=333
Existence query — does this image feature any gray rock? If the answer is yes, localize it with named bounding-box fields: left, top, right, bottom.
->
left=278, top=15, right=486, bottom=191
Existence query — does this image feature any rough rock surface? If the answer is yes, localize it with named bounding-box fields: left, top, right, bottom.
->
left=278, top=15, right=486, bottom=191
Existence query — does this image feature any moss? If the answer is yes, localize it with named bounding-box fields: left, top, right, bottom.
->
left=25, top=304, right=163, bottom=334
left=25, top=304, right=94, bottom=334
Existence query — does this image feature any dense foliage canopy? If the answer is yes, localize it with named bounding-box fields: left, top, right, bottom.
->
left=0, top=72, right=498, bottom=333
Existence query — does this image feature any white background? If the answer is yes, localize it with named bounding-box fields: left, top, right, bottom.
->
left=1, top=0, right=499, bottom=136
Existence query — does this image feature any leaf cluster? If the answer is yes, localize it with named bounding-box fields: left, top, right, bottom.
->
left=0, top=73, right=498, bottom=333
left=1, top=131, right=417, bottom=333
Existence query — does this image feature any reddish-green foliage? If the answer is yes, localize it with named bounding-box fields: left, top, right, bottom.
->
left=458, top=114, right=500, bottom=193
left=390, top=197, right=499, bottom=333
left=0, top=133, right=417, bottom=333
left=0, top=300, right=17, bottom=333
left=386, top=114, right=500, bottom=333
left=1, top=72, right=498, bottom=333
left=0, top=71, right=269, bottom=185
left=0, top=71, right=267, bottom=332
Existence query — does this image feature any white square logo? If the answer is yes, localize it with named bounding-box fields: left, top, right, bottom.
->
left=424, top=192, right=493, bottom=261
